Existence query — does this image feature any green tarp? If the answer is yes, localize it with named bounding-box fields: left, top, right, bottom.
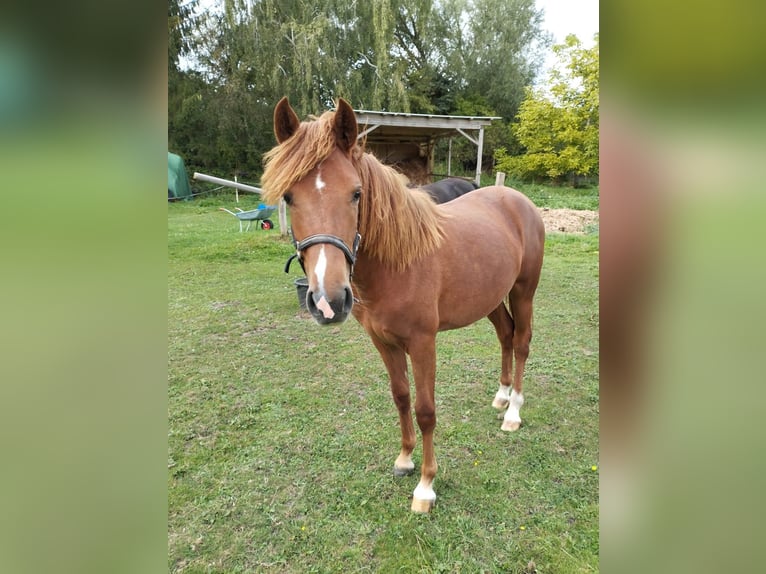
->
left=168, top=152, right=192, bottom=200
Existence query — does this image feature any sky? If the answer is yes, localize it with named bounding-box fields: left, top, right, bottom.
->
left=536, top=0, right=599, bottom=46
left=535, top=0, right=599, bottom=82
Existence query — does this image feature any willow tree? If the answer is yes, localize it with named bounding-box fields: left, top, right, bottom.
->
left=196, top=0, right=409, bottom=114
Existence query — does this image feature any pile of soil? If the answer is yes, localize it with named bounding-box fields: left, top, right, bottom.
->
left=538, top=208, right=599, bottom=234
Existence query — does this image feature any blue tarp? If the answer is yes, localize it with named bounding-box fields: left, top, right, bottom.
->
left=168, top=152, right=192, bottom=200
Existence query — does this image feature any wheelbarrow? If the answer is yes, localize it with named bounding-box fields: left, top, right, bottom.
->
left=219, top=205, right=277, bottom=232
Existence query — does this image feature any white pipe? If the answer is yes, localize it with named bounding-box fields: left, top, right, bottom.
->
left=193, top=172, right=263, bottom=194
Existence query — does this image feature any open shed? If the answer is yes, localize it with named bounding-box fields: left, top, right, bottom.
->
left=352, top=109, right=501, bottom=186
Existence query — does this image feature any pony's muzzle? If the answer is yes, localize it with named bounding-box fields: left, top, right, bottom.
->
left=306, top=285, right=354, bottom=324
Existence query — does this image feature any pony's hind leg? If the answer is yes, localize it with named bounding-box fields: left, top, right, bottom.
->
left=371, top=336, right=416, bottom=476
left=487, top=303, right=515, bottom=411
left=501, top=286, right=535, bottom=432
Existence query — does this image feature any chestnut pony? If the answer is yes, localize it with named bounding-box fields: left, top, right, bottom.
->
left=262, top=98, right=545, bottom=513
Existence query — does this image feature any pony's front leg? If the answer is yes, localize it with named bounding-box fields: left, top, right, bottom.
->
left=371, top=336, right=416, bottom=477
left=409, top=335, right=438, bottom=513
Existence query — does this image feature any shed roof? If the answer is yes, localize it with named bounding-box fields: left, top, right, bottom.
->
left=352, top=109, right=501, bottom=144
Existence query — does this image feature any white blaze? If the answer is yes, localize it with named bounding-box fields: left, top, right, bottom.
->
left=315, top=170, right=325, bottom=193
left=314, top=246, right=327, bottom=294
left=316, top=295, right=335, bottom=319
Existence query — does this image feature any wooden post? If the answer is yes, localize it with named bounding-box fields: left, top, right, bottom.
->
left=447, top=137, right=452, bottom=176
left=495, top=172, right=506, bottom=187
left=234, top=174, right=239, bottom=203
left=475, top=127, right=485, bottom=186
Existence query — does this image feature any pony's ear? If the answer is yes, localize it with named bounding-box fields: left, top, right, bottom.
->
left=274, top=97, right=301, bottom=143
left=333, top=98, right=358, bottom=153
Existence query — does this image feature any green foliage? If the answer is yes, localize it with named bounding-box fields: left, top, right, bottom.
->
left=495, top=34, right=599, bottom=186
left=168, top=0, right=198, bottom=73
left=459, top=0, right=548, bottom=121
left=168, top=0, right=550, bottom=178
left=510, top=181, right=599, bottom=210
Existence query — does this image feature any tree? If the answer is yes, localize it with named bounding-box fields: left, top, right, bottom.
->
left=168, top=0, right=551, bottom=178
left=168, top=1, right=218, bottom=172
left=495, top=34, right=599, bottom=185
left=168, top=0, right=198, bottom=73
left=458, top=0, right=549, bottom=121
left=391, top=0, right=549, bottom=173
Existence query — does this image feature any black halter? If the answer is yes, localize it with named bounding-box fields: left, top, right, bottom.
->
left=284, top=231, right=362, bottom=276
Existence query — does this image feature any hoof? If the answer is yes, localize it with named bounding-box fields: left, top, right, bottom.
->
left=492, top=397, right=509, bottom=410
left=411, top=497, right=435, bottom=513
left=501, top=419, right=521, bottom=432
left=393, top=466, right=415, bottom=477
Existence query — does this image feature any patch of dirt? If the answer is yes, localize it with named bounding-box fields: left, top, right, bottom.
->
left=538, top=208, right=599, bottom=234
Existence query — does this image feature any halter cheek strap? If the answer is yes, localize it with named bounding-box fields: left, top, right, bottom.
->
left=284, top=232, right=362, bottom=276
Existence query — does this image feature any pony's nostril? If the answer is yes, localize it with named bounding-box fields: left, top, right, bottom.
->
left=343, top=287, right=354, bottom=312
left=306, top=290, right=318, bottom=311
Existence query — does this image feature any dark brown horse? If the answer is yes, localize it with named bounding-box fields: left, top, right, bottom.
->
left=261, top=98, right=545, bottom=513
left=419, top=177, right=478, bottom=204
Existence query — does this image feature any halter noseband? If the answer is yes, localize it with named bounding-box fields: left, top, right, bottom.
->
left=284, top=232, right=362, bottom=276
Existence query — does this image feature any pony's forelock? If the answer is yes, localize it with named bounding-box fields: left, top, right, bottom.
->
left=261, top=110, right=338, bottom=204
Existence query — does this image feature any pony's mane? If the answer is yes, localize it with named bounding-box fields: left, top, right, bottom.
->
left=261, top=107, right=446, bottom=272
left=261, top=110, right=337, bottom=205
left=352, top=152, right=446, bottom=272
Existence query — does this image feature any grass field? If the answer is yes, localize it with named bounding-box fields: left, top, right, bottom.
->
left=168, top=185, right=599, bottom=573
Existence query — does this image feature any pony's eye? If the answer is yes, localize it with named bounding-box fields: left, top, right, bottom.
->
left=284, top=193, right=293, bottom=206
left=352, top=189, right=362, bottom=202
